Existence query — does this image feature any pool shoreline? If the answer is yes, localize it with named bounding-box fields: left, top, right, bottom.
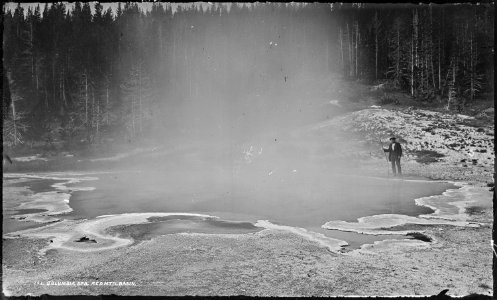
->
left=2, top=172, right=485, bottom=260
left=3, top=172, right=457, bottom=247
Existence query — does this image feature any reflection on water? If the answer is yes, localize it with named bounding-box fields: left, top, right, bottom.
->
left=106, top=215, right=262, bottom=243
left=8, top=179, right=64, bottom=194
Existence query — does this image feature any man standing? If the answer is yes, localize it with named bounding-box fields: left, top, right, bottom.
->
left=383, top=137, right=402, bottom=176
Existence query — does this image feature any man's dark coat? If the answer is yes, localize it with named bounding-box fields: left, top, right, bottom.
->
left=384, top=142, right=402, bottom=161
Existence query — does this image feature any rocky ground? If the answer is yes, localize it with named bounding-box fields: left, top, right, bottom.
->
left=2, top=217, right=492, bottom=297
left=304, top=99, right=494, bottom=185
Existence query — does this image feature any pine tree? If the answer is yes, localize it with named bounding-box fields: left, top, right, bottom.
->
left=446, top=56, right=457, bottom=111
left=461, top=15, right=484, bottom=103
left=120, top=63, right=154, bottom=140
left=410, top=8, right=419, bottom=97
left=69, top=70, right=93, bottom=142
left=3, top=71, right=29, bottom=147
left=372, top=11, right=381, bottom=81
left=386, top=17, right=407, bottom=89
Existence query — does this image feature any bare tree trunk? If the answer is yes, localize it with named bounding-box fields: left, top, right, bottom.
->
left=191, top=45, right=194, bottom=98
left=451, top=61, right=456, bottom=109
left=438, top=9, right=443, bottom=94
left=438, top=37, right=442, bottom=93
left=425, top=56, right=429, bottom=94
left=44, top=87, right=48, bottom=109
left=91, top=85, right=95, bottom=142
left=187, top=48, right=191, bottom=98
left=62, top=71, right=66, bottom=107
left=446, top=58, right=457, bottom=110
left=84, top=71, right=88, bottom=125
left=138, top=64, right=143, bottom=134
left=131, top=95, right=135, bottom=137
left=60, top=69, right=67, bottom=107
left=355, top=21, right=359, bottom=78
left=12, top=99, right=17, bottom=146
left=6, top=71, right=25, bottom=146
left=430, top=8, right=436, bottom=90
left=32, top=55, right=35, bottom=86
left=35, top=63, right=39, bottom=90
left=158, top=24, right=163, bottom=68
left=30, top=21, right=34, bottom=84
left=396, top=24, right=400, bottom=85
left=8, top=72, right=18, bottom=146
left=411, top=35, right=414, bottom=97
left=420, top=38, right=424, bottom=92
left=374, top=12, right=379, bottom=81
left=52, top=59, right=57, bottom=106
left=30, top=55, right=35, bottom=88
left=430, top=48, right=436, bottom=90
left=172, top=30, right=176, bottom=80
left=223, top=37, right=227, bottom=88
left=427, top=55, right=431, bottom=92
left=469, top=27, right=474, bottom=102
left=339, top=26, right=344, bottom=76
left=347, top=23, right=353, bottom=78
left=375, top=32, right=378, bottom=81
left=414, top=10, right=418, bottom=70
left=106, top=83, right=110, bottom=126
left=411, top=9, right=419, bottom=97
left=96, top=95, right=99, bottom=141
left=326, top=35, right=329, bottom=73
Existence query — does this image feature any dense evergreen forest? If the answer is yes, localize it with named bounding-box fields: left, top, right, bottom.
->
left=2, top=3, right=494, bottom=151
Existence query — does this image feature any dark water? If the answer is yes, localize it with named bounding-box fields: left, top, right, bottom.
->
left=2, top=219, right=50, bottom=234
left=2, top=178, right=61, bottom=234
left=62, top=152, right=454, bottom=250
left=3, top=206, right=52, bottom=234
left=106, top=215, right=263, bottom=242
left=14, top=208, right=48, bottom=214
left=8, top=178, right=63, bottom=193
left=67, top=169, right=450, bottom=227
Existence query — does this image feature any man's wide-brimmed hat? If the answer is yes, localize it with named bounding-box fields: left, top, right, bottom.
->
left=389, top=137, right=396, bottom=140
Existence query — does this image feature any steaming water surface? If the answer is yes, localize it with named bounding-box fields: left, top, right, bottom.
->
left=3, top=135, right=457, bottom=249
left=63, top=145, right=455, bottom=248
left=68, top=170, right=451, bottom=226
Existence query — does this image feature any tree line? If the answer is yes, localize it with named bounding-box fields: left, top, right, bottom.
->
left=334, top=3, right=494, bottom=105
left=2, top=3, right=494, bottom=149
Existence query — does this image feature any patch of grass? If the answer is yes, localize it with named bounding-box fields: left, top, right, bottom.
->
left=465, top=206, right=485, bottom=216
left=457, top=117, right=492, bottom=128
left=385, top=224, right=428, bottom=231
left=412, top=150, right=446, bottom=164
left=462, top=293, right=492, bottom=299
left=406, top=232, right=432, bottom=242
left=378, top=93, right=399, bottom=105
left=478, top=283, right=491, bottom=290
